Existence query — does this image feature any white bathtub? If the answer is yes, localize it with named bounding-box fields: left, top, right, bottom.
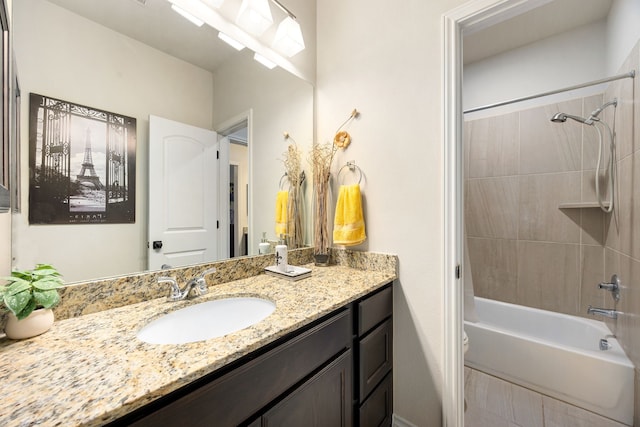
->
left=464, top=297, right=634, bottom=425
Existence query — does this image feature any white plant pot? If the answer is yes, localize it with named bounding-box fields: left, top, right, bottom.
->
left=4, top=308, right=55, bottom=339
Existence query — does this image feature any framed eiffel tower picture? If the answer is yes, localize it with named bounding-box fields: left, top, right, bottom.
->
left=28, top=93, right=136, bottom=224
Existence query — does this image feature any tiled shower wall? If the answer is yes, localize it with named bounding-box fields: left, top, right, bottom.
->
left=465, top=93, right=610, bottom=317
left=465, top=40, right=639, bottom=425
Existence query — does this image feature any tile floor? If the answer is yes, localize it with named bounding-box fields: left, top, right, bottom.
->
left=464, top=367, right=629, bottom=427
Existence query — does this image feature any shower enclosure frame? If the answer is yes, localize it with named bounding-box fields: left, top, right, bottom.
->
left=442, top=1, right=562, bottom=426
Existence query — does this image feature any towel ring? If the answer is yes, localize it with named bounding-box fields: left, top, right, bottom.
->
left=279, top=173, right=289, bottom=190
left=337, top=161, right=362, bottom=185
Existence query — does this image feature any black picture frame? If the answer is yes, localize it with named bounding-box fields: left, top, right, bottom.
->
left=28, top=93, right=136, bottom=224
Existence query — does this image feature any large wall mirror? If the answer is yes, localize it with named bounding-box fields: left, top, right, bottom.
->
left=11, top=0, right=315, bottom=282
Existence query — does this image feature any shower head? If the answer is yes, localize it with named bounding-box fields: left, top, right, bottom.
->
left=550, top=112, right=593, bottom=125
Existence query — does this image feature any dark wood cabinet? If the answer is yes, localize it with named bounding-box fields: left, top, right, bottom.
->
left=354, top=285, right=393, bottom=427
left=359, top=319, right=392, bottom=402
left=112, top=283, right=393, bottom=427
left=260, top=350, right=353, bottom=426
left=359, top=372, right=393, bottom=427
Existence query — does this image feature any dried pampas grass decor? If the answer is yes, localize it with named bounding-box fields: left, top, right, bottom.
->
left=310, top=109, right=360, bottom=265
left=282, top=133, right=305, bottom=249
left=310, top=141, right=337, bottom=261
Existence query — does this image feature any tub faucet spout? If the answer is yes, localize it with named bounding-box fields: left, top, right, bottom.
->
left=587, top=306, right=619, bottom=319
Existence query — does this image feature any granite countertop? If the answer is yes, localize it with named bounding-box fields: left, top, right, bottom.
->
left=0, top=262, right=396, bottom=427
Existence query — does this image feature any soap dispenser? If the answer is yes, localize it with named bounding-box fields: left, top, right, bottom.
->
left=275, top=234, right=288, bottom=273
left=259, top=232, right=270, bottom=255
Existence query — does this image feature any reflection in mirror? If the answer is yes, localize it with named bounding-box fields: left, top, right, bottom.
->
left=220, top=119, right=250, bottom=258
left=11, top=0, right=314, bottom=282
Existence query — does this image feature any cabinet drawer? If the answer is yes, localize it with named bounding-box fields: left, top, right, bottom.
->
left=359, top=319, right=392, bottom=402
left=131, top=308, right=352, bottom=427
left=359, top=372, right=392, bottom=427
left=261, top=350, right=353, bottom=426
left=358, top=286, right=392, bottom=336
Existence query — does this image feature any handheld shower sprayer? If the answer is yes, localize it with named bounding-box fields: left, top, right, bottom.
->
left=550, top=112, right=593, bottom=124
left=551, top=99, right=618, bottom=125
left=550, top=99, right=618, bottom=213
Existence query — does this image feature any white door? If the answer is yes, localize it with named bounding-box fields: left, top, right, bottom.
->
left=148, top=115, right=219, bottom=270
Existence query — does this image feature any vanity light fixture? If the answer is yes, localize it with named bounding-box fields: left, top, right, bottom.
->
left=170, top=4, right=205, bottom=26
left=253, top=52, right=277, bottom=69
left=218, top=32, right=245, bottom=50
left=166, top=0, right=308, bottom=80
left=272, top=15, right=304, bottom=57
left=236, top=0, right=273, bottom=36
left=269, top=0, right=304, bottom=57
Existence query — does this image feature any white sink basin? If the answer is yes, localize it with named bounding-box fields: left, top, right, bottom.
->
left=137, top=297, right=276, bottom=344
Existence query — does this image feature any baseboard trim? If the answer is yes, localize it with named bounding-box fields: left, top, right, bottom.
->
left=392, top=413, right=419, bottom=427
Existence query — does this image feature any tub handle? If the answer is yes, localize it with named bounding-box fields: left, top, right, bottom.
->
left=598, top=274, right=620, bottom=301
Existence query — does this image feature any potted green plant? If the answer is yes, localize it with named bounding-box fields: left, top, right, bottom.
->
left=1, top=264, right=63, bottom=339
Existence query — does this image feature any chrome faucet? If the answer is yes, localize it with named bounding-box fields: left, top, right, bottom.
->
left=159, top=268, right=217, bottom=302
left=587, top=305, right=619, bottom=319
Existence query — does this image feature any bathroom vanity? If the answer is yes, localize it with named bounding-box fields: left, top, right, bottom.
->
left=0, top=250, right=397, bottom=427
left=116, top=284, right=392, bottom=426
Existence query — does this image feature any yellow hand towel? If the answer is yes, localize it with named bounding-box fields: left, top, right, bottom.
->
left=275, top=190, right=288, bottom=236
left=333, top=184, right=366, bottom=246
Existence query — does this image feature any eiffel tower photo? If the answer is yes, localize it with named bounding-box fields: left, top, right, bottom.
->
left=76, top=128, right=105, bottom=190
left=29, top=93, right=136, bottom=224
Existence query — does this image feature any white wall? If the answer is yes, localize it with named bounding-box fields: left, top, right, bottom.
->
left=0, top=213, right=9, bottom=275
left=465, top=0, right=640, bottom=113
left=606, top=0, right=640, bottom=75
left=316, top=0, right=467, bottom=425
left=13, top=0, right=214, bottom=282
left=464, top=20, right=607, bottom=111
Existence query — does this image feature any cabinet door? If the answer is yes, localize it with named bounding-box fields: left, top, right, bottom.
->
left=359, top=372, right=392, bottom=427
left=359, top=319, right=392, bottom=402
left=261, top=350, right=353, bottom=427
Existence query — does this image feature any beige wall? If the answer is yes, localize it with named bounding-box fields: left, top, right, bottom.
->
left=316, top=0, right=468, bottom=424
left=0, top=214, right=9, bottom=276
